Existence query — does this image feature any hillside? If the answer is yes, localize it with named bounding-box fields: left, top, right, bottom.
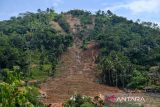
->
left=66, top=9, right=160, bottom=90
left=40, top=35, right=122, bottom=106
left=0, top=9, right=160, bottom=107
left=40, top=10, right=160, bottom=107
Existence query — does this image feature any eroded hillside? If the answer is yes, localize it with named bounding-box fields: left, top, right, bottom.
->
left=40, top=15, right=122, bottom=106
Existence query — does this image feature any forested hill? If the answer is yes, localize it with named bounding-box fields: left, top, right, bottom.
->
left=0, top=8, right=73, bottom=106
left=66, top=9, right=160, bottom=90
left=0, top=8, right=73, bottom=75
left=0, top=8, right=160, bottom=106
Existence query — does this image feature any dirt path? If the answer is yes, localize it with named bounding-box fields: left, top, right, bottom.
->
left=40, top=39, right=122, bottom=106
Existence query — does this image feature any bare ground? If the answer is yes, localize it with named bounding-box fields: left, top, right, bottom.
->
left=40, top=41, right=122, bottom=106
left=39, top=15, right=160, bottom=107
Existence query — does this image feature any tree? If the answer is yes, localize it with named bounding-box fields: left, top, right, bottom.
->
left=0, top=69, right=42, bottom=107
left=99, top=51, right=133, bottom=88
left=127, top=70, right=148, bottom=88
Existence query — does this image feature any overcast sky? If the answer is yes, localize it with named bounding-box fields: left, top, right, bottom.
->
left=0, top=0, right=160, bottom=24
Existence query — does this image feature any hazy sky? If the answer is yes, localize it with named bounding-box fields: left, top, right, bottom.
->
left=0, top=0, right=160, bottom=24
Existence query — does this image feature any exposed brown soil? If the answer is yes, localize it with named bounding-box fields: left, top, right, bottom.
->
left=39, top=15, right=160, bottom=107
left=50, top=21, right=64, bottom=33
left=40, top=16, right=119, bottom=106
left=40, top=41, right=122, bottom=107
left=65, top=14, right=81, bottom=33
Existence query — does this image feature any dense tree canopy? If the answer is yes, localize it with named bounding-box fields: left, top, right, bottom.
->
left=0, top=8, right=73, bottom=106
left=68, top=10, right=160, bottom=90
left=0, top=9, right=160, bottom=106
left=0, top=8, right=73, bottom=77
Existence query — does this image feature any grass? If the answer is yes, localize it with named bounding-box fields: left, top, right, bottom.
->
left=54, top=61, right=65, bottom=77
left=31, top=68, right=49, bottom=81
left=26, top=64, right=52, bottom=81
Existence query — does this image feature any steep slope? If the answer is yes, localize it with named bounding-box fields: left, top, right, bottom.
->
left=39, top=14, right=160, bottom=107
left=40, top=38, right=122, bottom=106
left=39, top=15, right=121, bottom=106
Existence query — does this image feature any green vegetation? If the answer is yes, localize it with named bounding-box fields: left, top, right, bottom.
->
left=64, top=94, right=95, bottom=107
left=68, top=10, right=160, bottom=90
left=0, top=8, right=73, bottom=79
left=55, top=14, right=70, bottom=33
left=0, top=68, right=44, bottom=107
left=0, top=8, right=160, bottom=106
left=64, top=94, right=142, bottom=107
left=0, top=8, right=73, bottom=106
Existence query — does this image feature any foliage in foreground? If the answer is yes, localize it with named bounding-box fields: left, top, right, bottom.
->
left=64, top=94, right=143, bottom=107
left=0, top=8, right=72, bottom=107
left=0, top=68, right=44, bottom=107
